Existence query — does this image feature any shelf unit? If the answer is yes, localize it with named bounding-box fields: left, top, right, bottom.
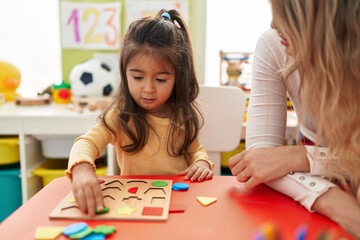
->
left=0, top=102, right=117, bottom=202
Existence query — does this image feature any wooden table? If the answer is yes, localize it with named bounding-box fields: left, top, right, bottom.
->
left=0, top=176, right=353, bottom=240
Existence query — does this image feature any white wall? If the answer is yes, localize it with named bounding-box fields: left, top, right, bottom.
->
left=0, top=0, right=272, bottom=97
left=0, top=0, right=62, bottom=97
left=205, top=0, right=272, bottom=86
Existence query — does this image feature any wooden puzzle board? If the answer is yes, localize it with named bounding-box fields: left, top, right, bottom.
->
left=50, top=178, right=172, bottom=221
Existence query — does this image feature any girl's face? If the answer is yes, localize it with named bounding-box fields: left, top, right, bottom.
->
left=126, top=52, right=175, bottom=118
left=270, top=21, right=295, bottom=56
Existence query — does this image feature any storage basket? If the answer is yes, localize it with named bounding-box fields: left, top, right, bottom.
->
left=33, top=158, right=107, bottom=186
left=0, top=166, right=22, bottom=222
left=0, top=137, right=20, bottom=165
left=36, top=135, right=106, bottom=159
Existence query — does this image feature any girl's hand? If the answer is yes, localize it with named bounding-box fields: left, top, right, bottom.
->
left=179, top=160, right=213, bottom=182
left=228, top=146, right=309, bottom=189
left=71, top=162, right=104, bottom=216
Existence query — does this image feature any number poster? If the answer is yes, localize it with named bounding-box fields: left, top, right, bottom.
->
left=61, top=1, right=121, bottom=50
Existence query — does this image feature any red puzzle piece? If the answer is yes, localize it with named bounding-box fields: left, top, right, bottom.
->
left=169, top=204, right=186, bottom=213
left=128, top=187, right=138, bottom=194
left=142, top=207, right=163, bottom=216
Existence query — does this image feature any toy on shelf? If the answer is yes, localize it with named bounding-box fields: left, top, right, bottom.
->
left=69, top=59, right=117, bottom=98
left=219, top=51, right=252, bottom=92
left=15, top=95, right=51, bottom=106
left=52, top=80, right=71, bottom=104
left=68, top=96, right=113, bottom=113
left=0, top=61, right=21, bottom=101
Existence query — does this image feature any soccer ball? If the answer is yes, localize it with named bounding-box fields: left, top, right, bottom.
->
left=69, top=59, right=117, bottom=97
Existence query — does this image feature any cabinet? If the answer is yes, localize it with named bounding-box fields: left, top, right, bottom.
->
left=0, top=102, right=117, bottom=202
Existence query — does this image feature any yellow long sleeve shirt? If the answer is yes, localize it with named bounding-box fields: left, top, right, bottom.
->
left=66, top=110, right=213, bottom=179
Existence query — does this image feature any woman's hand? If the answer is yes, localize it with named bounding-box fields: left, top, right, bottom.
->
left=179, top=160, right=213, bottom=182
left=313, top=187, right=360, bottom=239
left=71, top=162, right=104, bottom=216
left=228, top=146, right=309, bottom=188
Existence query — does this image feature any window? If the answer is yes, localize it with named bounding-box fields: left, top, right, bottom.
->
left=205, top=0, right=272, bottom=86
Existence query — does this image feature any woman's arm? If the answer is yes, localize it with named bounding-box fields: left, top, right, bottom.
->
left=313, top=187, right=360, bottom=239
left=241, top=29, right=360, bottom=239
left=246, top=29, right=288, bottom=150
left=229, top=145, right=310, bottom=188
left=241, top=29, right=336, bottom=211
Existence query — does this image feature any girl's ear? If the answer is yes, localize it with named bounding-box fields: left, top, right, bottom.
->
left=357, top=186, right=360, bottom=205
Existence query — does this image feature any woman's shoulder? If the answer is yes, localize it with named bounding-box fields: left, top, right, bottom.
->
left=258, top=29, right=282, bottom=46
left=256, top=29, right=287, bottom=60
left=254, top=29, right=290, bottom=76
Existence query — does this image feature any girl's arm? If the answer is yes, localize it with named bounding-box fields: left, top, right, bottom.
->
left=178, top=137, right=214, bottom=181
left=66, top=121, right=116, bottom=216
left=66, top=123, right=114, bottom=179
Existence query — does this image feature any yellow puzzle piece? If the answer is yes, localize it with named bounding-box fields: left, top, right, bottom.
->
left=68, top=195, right=76, bottom=203
left=196, top=196, right=217, bottom=206
left=35, top=226, right=64, bottom=240
left=116, top=205, right=137, bottom=215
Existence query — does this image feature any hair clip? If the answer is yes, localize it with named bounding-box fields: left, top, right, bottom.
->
left=173, top=20, right=181, bottom=29
left=161, top=12, right=171, bottom=20
left=141, top=15, right=151, bottom=20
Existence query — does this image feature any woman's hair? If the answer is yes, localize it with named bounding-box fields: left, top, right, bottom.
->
left=100, top=9, right=202, bottom=161
left=271, top=0, right=360, bottom=198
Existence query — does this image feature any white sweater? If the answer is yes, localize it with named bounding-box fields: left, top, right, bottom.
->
left=246, top=29, right=336, bottom=211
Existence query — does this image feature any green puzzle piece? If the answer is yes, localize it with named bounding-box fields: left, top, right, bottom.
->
left=69, top=226, right=93, bottom=239
left=151, top=181, right=168, bottom=187
left=95, top=206, right=109, bottom=214
left=94, top=225, right=116, bottom=235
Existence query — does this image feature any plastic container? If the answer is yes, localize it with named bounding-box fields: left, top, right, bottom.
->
left=0, top=137, right=20, bottom=165
left=33, top=159, right=107, bottom=186
left=36, top=135, right=77, bottom=159
left=0, top=166, right=22, bottom=222
left=36, top=135, right=106, bottom=159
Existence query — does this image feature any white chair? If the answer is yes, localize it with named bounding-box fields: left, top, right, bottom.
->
left=197, top=85, right=246, bottom=175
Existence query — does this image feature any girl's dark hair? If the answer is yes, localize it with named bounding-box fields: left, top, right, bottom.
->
left=100, top=9, right=202, bottom=161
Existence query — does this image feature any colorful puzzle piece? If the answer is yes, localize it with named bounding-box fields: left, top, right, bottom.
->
left=62, top=222, right=87, bottom=236
left=69, top=226, right=93, bottom=239
left=142, top=207, right=163, bottom=216
left=172, top=182, right=189, bottom=191
left=151, top=181, right=168, bottom=187
left=95, top=206, right=109, bottom=214
left=94, top=225, right=116, bottom=236
left=196, top=196, right=217, bottom=206
left=80, top=233, right=105, bottom=240
left=169, top=204, right=186, bottom=213
left=128, top=187, right=138, bottom=194
left=35, top=226, right=65, bottom=240
left=116, top=205, right=137, bottom=216
left=262, top=222, right=280, bottom=240
left=68, top=196, right=76, bottom=203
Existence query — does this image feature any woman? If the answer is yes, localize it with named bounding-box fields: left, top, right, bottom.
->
left=229, top=0, right=360, bottom=237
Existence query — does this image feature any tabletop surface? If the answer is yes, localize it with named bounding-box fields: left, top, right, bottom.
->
left=0, top=102, right=100, bottom=118
left=0, top=175, right=353, bottom=240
